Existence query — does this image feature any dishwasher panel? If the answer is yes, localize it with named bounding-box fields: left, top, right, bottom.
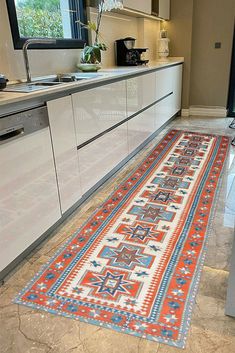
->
left=0, top=107, right=61, bottom=273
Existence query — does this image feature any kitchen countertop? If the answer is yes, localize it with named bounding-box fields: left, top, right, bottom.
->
left=0, top=57, right=184, bottom=116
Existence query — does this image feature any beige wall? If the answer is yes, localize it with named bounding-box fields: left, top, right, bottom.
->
left=137, top=19, right=160, bottom=62
left=90, top=10, right=139, bottom=68
left=190, top=0, right=235, bottom=108
left=164, top=0, right=194, bottom=109
left=166, top=0, right=234, bottom=110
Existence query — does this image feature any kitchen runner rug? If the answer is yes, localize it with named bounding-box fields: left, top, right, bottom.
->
left=14, top=129, right=230, bottom=348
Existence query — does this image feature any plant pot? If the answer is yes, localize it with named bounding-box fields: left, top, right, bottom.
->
left=77, top=63, right=101, bottom=72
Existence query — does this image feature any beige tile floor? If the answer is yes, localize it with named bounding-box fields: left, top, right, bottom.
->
left=1, top=116, right=235, bottom=353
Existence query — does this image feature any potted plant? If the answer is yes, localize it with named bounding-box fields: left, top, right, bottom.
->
left=78, top=0, right=108, bottom=71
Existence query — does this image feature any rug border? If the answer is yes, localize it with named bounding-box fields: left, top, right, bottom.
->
left=172, top=134, right=231, bottom=347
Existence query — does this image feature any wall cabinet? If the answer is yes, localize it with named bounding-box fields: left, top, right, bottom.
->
left=123, top=0, right=152, bottom=14
left=159, top=0, right=170, bottom=20
left=152, top=0, right=170, bottom=20
left=78, top=123, right=128, bottom=195
left=72, top=81, right=127, bottom=146
left=47, top=96, right=82, bottom=214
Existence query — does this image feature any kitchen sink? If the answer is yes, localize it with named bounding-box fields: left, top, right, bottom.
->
left=4, top=81, right=63, bottom=93
left=31, top=81, right=62, bottom=86
left=4, top=73, right=103, bottom=93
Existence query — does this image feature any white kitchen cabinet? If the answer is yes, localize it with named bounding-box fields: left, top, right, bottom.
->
left=170, top=64, right=183, bottom=116
left=155, top=64, right=182, bottom=116
left=78, top=123, right=128, bottom=195
left=155, top=68, right=173, bottom=101
left=47, top=96, right=82, bottom=214
left=155, top=95, right=173, bottom=130
left=152, top=0, right=170, bottom=19
left=159, top=0, right=170, bottom=20
left=127, top=106, right=156, bottom=153
left=72, top=81, right=127, bottom=146
left=126, top=72, right=156, bottom=117
left=123, top=0, right=151, bottom=14
left=0, top=126, right=61, bottom=272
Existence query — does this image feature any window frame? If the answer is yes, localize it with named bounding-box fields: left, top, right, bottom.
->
left=6, top=0, right=89, bottom=50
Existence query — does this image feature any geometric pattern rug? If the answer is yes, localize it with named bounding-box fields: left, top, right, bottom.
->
left=14, top=130, right=230, bottom=348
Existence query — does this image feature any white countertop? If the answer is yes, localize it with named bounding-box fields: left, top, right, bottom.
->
left=0, top=57, right=184, bottom=111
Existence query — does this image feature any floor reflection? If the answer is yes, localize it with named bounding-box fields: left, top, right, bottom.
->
left=225, top=148, right=235, bottom=228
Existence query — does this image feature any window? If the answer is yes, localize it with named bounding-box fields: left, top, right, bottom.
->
left=6, top=0, right=88, bottom=49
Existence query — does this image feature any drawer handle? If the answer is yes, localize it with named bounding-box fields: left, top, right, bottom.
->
left=0, top=126, right=24, bottom=143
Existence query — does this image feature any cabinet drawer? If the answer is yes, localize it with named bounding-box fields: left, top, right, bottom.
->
left=155, top=95, right=173, bottom=130
left=72, top=81, right=127, bottom=146
left=127, top=72, right=156, bottom=117
left=128, top=105, right=156, bottom=153
left=155, top=68, right=173, bottom=101
left=78, top=124, right=128, bottom=195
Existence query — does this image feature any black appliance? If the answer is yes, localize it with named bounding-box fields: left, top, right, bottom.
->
left=115, top=37, right=149, bottom=66
left=0, top=74, right=8, bottom=90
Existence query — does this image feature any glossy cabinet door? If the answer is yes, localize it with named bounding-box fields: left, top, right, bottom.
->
left=170, top=64, right=183, bottom=116
left=159, top=0, right=170, bottom=20
left=127, top=72, right=156, bottom=117
left=47, top=96, right=82, bottom=214
left=155, top=64, right=182, bottom=119
left=155, top=95, right=173, bottom=130
left=155, top=67, right=173, bottom=101
left=0, top=128, right=61, bottom=272
left=127, top=106, right=156, bottom=153
left=78, top=123, right=128, bottom=195
left=123, top=0, right=151, bottom=14
left=72, top=81, right=127, bottom=146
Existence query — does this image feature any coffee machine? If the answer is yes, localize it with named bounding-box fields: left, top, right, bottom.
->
left=115, top=37, right=149, bottom=66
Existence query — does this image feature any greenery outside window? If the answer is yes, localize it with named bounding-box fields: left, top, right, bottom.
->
left=6, top=0, right=88, bottom=49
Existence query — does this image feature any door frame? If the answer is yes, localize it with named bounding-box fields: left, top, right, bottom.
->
left=227, top=25, right=235, bottom=117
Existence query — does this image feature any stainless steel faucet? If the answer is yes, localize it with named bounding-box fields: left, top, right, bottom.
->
left=22, top=38, right=57, bottom=83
